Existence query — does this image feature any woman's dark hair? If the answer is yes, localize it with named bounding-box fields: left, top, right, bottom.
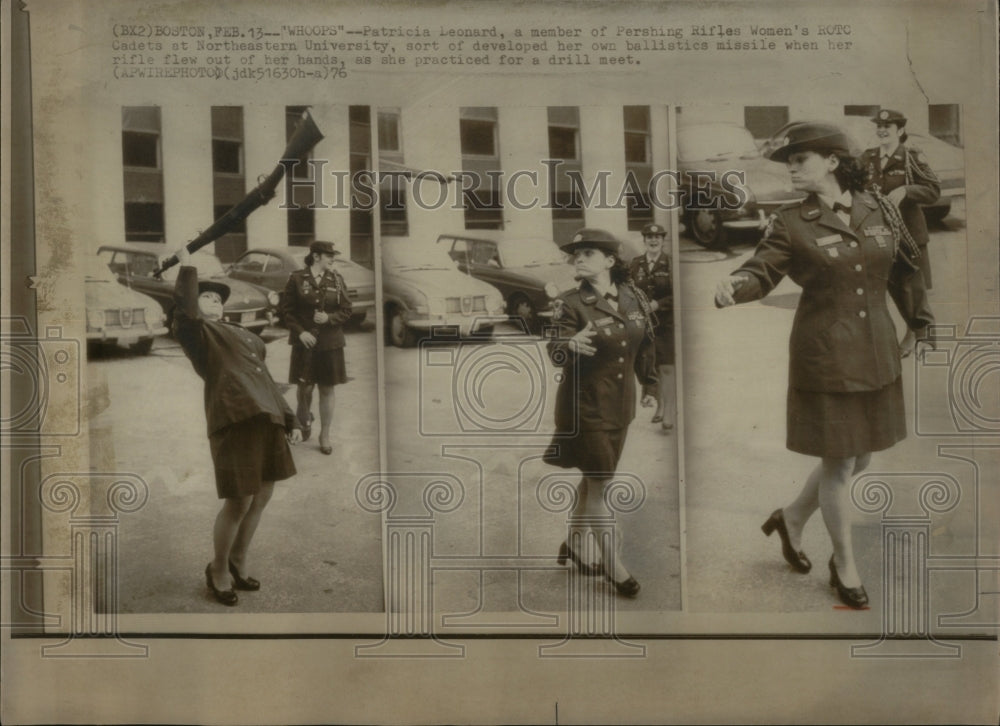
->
left=899, top=131, right=909, bottom=144
left=609, top=255, right=633, bottom=286
left=827, top=151, right=868, bottom=193
left=304, top=252, right=316, bottom=267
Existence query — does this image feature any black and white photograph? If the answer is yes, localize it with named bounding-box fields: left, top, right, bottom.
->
left=2, top=0, right=998, bottom=723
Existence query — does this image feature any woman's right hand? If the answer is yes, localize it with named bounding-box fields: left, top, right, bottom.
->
left=714, top=275, right=746, bottom=308
left=299, top=331, right=317, bottom=349
left=570, top=321, right=597, bottom=357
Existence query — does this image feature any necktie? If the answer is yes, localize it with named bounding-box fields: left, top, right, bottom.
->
left=833, top=202, right=852, bottom=214
left=880, top=154, right=889, bottom=169
left=604, top=292, right=618, bottom=302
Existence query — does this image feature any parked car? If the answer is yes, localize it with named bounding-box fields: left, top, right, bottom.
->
left=808, top=116, right=966, bottom=222
left=96, top=242, right=278, bottom=333
left=85, top=257, right=167, bottom=355
left=225, top=245, right=375, bottom=327
left=677, top=122, right=803, bottom=248
left=437, top=233, right=578, bottom=333
left=382, top=237, right=507, bottom=347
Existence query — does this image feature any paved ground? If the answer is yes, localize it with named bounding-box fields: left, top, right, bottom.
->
left=680, top=199, right=999, bottom=626
left=87, top=323, right=383, bottom=614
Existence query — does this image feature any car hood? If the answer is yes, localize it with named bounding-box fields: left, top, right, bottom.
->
left=387, top=267, right=502, bottom=298
left=336, top=264, right=375, bottom=292
left=210, top=275, right=268, bottom=309
left=684, top=156, right=803, bottom=205
left=86, top=279, right=161, bottom=311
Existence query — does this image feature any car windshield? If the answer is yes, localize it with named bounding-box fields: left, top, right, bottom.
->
left=499, top=239, right=568, bottom=267
left=678, top=125, right=761, bottom=162
left=87, top=258, right=118, bottom=282
left=383, top=240, right=456, bottom=271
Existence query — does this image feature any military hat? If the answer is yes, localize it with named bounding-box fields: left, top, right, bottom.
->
left=641, top=222, right=667, bottom=236
left=871, top=109, right=907, bottom=126
left=766, top=121, right=853, bottom=163
left=198, top=279, right=231, bottom=304
left=559, top=228, right=621, bottom=256
left=309, top=240, right=341, bottom=256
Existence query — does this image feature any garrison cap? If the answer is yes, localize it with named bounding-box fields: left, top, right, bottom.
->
left=560, top=228, right=621, bottom=256
left=641, top=222, right=667, bottom=236
left=871, top=109, right=907, bottom=126
left=309, top=240, right=341, bottom=256
left=198, top=279, right=231, bottom=304
left=766, top=121, right=852, bottom=163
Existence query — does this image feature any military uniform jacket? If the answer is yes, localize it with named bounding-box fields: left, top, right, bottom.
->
left=861, top=143, right=940, bottom=246
left=629, top=252, right=673, bottom=335
left=547, top=280, right=658, bottom=431
left=732, top=191, right=914, bottom=394
left=281, top=267, right=353, bottom=351
left=173, top=266, right=297, bottom=436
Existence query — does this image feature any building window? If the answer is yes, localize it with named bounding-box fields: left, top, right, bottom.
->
left=123, top=202, right=165, bottom=243
left=349, top=105, right=375, bottom=265
left=377, top=108, right=408, bottom=237
left=929, top=104, right=961, bottom=146
left=744, top=106, right=789, bottom=140
left=122, top=106, right=165, bottom=243
left=624, top=106, right=653, bottom=231
left=378, top=111, right=402, bottom=153
left=460, top=107, right=503, bottom=230
left=211, top=106, right=246, bottom=262
left=286, top=106, right=317, bottom=245
left=548, top=107, right=583, bottom=243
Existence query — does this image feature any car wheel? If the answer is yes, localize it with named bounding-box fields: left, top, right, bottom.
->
left=129, top=338, right=154, bottom=355
left=386, top=306, right=416, bottom=348
left=686, top=208, right=726, bottom=248
left=507, top=294, right=538, bottom=334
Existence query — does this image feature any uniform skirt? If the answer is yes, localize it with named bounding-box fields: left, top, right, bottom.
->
left=654, top=329, right=675, bottom=367
left=209, top=414, right=297, bottom=499
left=544, top=428, right=628, bottom=475
left=787, top=376, right=906, bottom=458
left=289, top=345, right=348, bottom=386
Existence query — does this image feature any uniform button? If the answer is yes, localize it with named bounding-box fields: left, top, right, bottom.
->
left=618, top=357, right=624, bottom=363
left=616, top=373, right=623, bottom=379
left=849, top=241, right=858, bottom=248
left=620, top=341, right=627, bottom=347
left=856, top=288, right=864, bottom=295
left=618, top=323, right=625, bottom=329
left=255, top=366, right=262, bottom=372
left=854, top=264, right=863, bottom=272
left=858, top=311, right=867, bottom=319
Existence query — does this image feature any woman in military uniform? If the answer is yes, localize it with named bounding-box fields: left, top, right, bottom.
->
left=860, top=108, right=940, bottom=356
left=715, top=122, right=925, bottom=609
left=629, top=222, right=675, bottom=431
left=172, top=247, right=302, bottom=606
left=281, top=240, right=353, bottom=455
left=545, top=228, right=658, bottom=598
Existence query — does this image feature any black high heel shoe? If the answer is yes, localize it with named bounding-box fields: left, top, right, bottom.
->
left=828, top=557, right=868, bottom=609
left=605, top=571, right=641, bottom=598
left=205, top=563, right=238, bottom=606
left=557, top=541, right=601, bottom=576
left=228, top=559, right=261, bottom=591
left=761, top=509, right=812, bottom=573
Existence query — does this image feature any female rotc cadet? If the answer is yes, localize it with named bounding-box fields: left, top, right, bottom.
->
left=714, top=122, right=925, bottom=609
left=545, top=228, right=658, bottom=598
left=281, top=240, right=353, bottom=455
left=171, top=247, right=302, bottom=607
left=629, top=222, right=675, bottom=431
left=860, top=108, right=940, bottom=356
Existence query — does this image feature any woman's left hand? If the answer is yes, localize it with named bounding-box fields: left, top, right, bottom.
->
left=887, top=186, right=907, bottom=206
left=313, top=310, right=330, bottom=325
left=640, top=394, right=656, bottom=408
left=287, top=429, right=302, bottom=445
